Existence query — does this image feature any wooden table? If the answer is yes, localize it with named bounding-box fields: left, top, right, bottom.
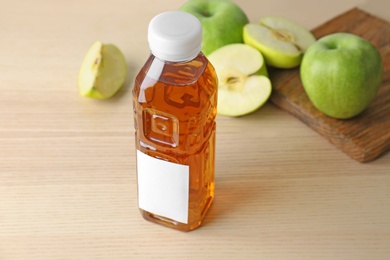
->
left=1, top=0, right=389, bottom=259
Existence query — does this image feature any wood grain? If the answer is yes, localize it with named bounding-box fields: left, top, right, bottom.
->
left=0, top=1, right=390, bottom=259
left=269, top=8, right=390, bottom=162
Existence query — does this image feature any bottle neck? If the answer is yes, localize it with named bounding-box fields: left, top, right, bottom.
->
left=150, top=49, right=202, bottom=64
left=146, top=52, right=208, bottom=86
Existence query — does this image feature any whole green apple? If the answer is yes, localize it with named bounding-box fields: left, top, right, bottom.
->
left=180, top=0, right=249, bottom=56
left=300, top=32, right=383, bottom=119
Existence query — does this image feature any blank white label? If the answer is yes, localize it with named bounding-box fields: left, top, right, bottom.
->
left=137, top=150, right=189, bottom=224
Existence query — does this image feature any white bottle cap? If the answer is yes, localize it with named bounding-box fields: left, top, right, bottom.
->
left=148, top=11, right=202, bottom=62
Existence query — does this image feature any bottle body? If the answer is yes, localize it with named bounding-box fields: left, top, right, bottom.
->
left=133, top=53, right=218, bottom=231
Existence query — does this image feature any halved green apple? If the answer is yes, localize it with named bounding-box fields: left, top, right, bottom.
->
left=208, top=43, right=272, bottom=117
left=243, top=17, right=316, bottom=68
left=78, top=41, right=127, bottom=99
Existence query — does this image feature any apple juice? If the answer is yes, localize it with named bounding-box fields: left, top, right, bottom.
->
left=132, top=11, right=218, bottom=231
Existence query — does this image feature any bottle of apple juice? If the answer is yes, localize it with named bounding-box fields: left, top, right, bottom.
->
left=132, top=11, right=218, bottom=231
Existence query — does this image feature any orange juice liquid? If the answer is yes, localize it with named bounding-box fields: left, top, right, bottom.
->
left=133, top=53, right=218, bottom=231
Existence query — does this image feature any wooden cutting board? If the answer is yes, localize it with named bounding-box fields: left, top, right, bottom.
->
left=269, top=8, right=390, bottom=163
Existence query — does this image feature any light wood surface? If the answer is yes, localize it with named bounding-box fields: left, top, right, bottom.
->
left=1, top=0, right=389, bottom=259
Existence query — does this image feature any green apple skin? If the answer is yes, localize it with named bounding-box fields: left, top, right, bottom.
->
left=180, top=0, right=249, bottom=56
left=300, top=33, right=383, bottom=119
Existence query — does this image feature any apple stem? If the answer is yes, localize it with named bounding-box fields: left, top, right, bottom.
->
left=201, top=9, right=211, bottom=17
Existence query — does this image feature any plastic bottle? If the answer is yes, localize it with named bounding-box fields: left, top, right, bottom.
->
left=132, top=11, right=218, bottom=231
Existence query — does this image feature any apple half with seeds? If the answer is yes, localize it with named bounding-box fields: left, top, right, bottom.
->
left=243, top=16, right=316, bottom=68
left=78, top=41, right=127, bottom=99
left=208, top=43, right=271, bottom=117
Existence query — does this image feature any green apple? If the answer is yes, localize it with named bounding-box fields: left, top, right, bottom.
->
left=208, top=43, right=271, bottom=116
left=180, top=0, right=249, bottom=56
left=300, top=32, right=383, bottom=119
left=78, top=41, right=127, bottom=99
left=243, top=16, right=315, bottom=68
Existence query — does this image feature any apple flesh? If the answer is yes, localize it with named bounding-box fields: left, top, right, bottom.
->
left=78, top=41, right=127, bottom=99
left=300, top=32, right=383, bottom=119
left=243, top=16, right=315, bottom=68
left=180, top=0, right=249, bottom=56
left=208, top=43, right=271, bottom=116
